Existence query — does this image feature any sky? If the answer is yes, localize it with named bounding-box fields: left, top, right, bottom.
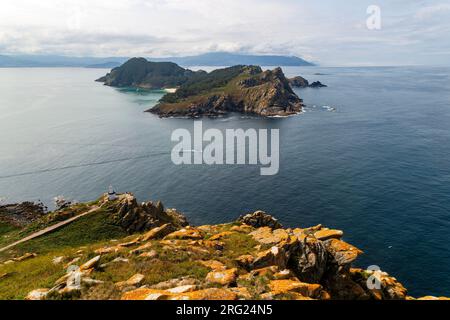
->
left=0, top=0, right=449, bottom=66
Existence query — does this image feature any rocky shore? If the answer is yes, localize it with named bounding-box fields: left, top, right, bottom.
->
left=1, top=193, right=447, bottom=300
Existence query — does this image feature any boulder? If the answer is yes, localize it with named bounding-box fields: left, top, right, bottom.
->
left=314, top=229, right=344, bottom=241
left=95, top=246, right=122, bottom=255
left=250, top=227, right=290, bottom=245
left=237, top=211, right=283, bottom=229
left=151, top=277, right=199, bottom=290
left=229, top=287, right=252, bottom=300
left=129, top=242, right=153, bottom=255
left=138, top=250, right=158, bottom=259
left=25, top=289, right=50, bottom=300
left=268, top=279, right=323, bottom=299
left=324, top=239, right=363, bottom=266
left=121, top=288, right=169, bottom=300
left=273, top=269, right=295, bottom=280
left=141, top=223, right=175, bottom=241
left=14, top=253, right=37, bottom=262
left=79, top=256, right=101, bottom=271
left=199, top=260, right=227, bottom=271
left=206, top=268, right=238, bottom=286
left=253, top=246, right=288, bottom=270
left=235, top=255, right=254, bottom=269
left=115, top=274, right=145, bottom=290
left=164, top=227, right=204, bottom=240
left=166, top=285, right=197, bottom=294
left=52, top=256, right=65, bottom=265
left=171, top=288, right=238, bottom=301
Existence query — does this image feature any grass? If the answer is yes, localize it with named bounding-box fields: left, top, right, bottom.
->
left=0, top=222, right=19, bottom=237
left=0, top=208, right=128, bottom=261
left=0, top=250, right=68, bottom=299
left=0, top=203, right=95, bottom=249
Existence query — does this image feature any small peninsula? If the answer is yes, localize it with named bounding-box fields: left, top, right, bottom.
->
left=97, top=58, right=304, bottom=118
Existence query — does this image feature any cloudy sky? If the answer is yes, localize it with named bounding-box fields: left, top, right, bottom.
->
left=1, top=0, right=449, bottom=66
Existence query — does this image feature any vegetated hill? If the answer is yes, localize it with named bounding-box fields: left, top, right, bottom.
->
left=95, top=57, right=199, bottom=89
left=149, top=65, right=304, bottom=117
left=0, top=192, right=446, bottom=301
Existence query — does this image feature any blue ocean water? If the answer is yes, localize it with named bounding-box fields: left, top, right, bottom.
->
left=0, top=66, right=449, bottom=296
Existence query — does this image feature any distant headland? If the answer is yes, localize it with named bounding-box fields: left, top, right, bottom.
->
left=0, top=52, right=314, bottom=68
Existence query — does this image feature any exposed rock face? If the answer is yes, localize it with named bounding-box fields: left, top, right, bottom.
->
left=289, top=76, right=327, bottom=88
left=237, top=210, right=283, bottom=229
left=289, top=237, right=328, bottom=284
left=0, top=201, right=47, bottom=227
left=288, top=76, right=309, bottom=88
left=108, top=193, right=188, bottom=233
left=148, top=66, right=304, bottom=118
left=309, top=81, right=327, bottom=88
left=96, top=58, right=196, bottom=89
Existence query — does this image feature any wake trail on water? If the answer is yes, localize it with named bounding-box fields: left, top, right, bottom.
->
left=0, top=152, right=169, bottom=180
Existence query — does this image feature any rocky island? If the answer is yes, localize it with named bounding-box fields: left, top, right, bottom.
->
left=149, top=65, right=303, bottom=118
left=288, top=76, right=327, bottom=88
left=97, top=58, right=304, bottom=117
left=95, top=57, right=201, bottom=89
left=0, top=192, right=448, bottom=301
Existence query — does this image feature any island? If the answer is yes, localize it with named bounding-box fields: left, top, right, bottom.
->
left=97, top=58, right=304, bottom=118
left=148, top=65, right=303, bottom=118
left=288, top=76, right=327, bottom=88
left=95, top=57, right=201, bottom=89
left=0, top=192, right=448, bottom=300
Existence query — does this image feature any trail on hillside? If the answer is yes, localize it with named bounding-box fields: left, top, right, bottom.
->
left=0, top=206, right=99, bottom=253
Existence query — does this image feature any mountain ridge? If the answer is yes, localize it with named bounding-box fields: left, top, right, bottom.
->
left=0, top=52, right=314, bottom=68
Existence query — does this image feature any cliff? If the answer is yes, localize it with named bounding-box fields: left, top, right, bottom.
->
left=148, top=66, right=304, bottom=117
left=0, top=193, right=447, bottom=301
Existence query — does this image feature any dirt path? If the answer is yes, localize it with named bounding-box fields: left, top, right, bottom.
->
left=0, top=206, right=100, bottom=253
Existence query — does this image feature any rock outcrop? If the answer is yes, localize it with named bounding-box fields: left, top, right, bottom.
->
left=106, top=193, right=188, bottom=233
left=288, top=76, right=309, bottom=88
left=0, top=201, right=47, bottom=227
left=309, top=81, right=327, bottom=88
left=289, top=76, right=327, bottom=88
left=237, top=211, right=283, bottom=229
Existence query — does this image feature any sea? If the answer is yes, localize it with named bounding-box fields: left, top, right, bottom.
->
left=0, top=65, right=449, bottom=296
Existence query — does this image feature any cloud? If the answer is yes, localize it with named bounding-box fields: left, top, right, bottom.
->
left=0, top=0, right=449, bottom=65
